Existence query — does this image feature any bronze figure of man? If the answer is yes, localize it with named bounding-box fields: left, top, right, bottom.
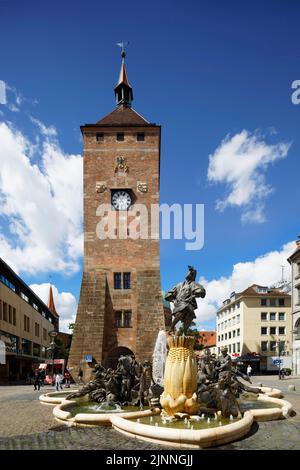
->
left=165, top=265, right=206, bottom=335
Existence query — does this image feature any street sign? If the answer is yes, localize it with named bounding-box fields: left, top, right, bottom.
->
left=85, top=355, right=93, bottom=363
left=273, top=359, right=283, bottom=366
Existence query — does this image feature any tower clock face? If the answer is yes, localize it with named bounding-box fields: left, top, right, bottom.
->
left=112, top=190, right=132, bottom=210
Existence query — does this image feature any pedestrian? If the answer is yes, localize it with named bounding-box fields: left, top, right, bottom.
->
left=33, top=371, right=41, bottom=391
left=55, top=372, right=63, bottom=391
left=77, top=367, right=84, bottom=385
left=64, top=371, right=71, bottom=388
left=247, top=364, right=252, bottom=378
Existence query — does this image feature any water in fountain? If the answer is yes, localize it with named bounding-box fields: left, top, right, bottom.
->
left=152, top=330, right=167, bottom=387
left=92, top=402, right=122, bottom=413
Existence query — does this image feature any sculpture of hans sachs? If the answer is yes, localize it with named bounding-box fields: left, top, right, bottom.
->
left=165, top=265, right=206, bottom=335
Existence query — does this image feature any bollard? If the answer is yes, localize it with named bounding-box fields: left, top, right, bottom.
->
left=288, top=384, right=296, bottom=392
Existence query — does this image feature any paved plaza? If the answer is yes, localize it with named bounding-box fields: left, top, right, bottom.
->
left=0, top=376, right=300, bottom=450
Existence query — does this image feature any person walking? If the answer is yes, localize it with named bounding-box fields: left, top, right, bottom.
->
left=64, top=371, right=71, bottom=388
left=33, top=371, right=41, bottom=391
left=55, top=372, right=63, bottom=391
left=77, top=367, right=84, bottom=385
left=247, top=364, right=252, bottom=378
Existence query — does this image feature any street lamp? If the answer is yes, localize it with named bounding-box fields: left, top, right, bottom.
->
left=47, top=330, right=58, bottom=384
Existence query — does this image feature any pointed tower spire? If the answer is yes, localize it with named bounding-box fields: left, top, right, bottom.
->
left=48, top=284, right=59, bottom=318
left=115, top=42, right=133, bottom=107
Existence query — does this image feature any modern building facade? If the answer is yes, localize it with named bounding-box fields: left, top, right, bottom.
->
left=216, top=284, right=292, bottom=372
left=68, top=52, right=165, bottom=379
left=288, top=235, right=300, bottom=375
left=0, top=257, right=59, bottom=383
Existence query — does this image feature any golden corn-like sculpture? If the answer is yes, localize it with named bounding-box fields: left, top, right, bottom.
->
left=160, top=335, right=199, bottom=415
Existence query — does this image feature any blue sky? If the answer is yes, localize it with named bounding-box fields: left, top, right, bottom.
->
left=0, top=0, right=299, bottom=331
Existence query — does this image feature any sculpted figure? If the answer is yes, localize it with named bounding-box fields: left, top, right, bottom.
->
left=165, top=266, right=206, bottom=335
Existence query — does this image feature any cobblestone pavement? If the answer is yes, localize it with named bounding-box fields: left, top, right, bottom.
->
left=0, top=376, right=300, bottom=450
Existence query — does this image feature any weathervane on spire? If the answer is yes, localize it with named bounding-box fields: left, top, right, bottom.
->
left=116, top=41, right=129, bottom=62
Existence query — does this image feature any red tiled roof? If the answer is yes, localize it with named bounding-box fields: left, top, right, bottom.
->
left=197, top=331, right=216, bottom=348
left=236, top=284, right=290, bottom=298
left=95, top=105, right=149, bottom=126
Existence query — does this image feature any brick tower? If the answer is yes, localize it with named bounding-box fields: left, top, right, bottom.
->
left=68, top=49, right=165, bottom=379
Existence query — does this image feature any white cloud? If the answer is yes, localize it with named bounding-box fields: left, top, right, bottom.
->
left=30, top=283, right=77, bottom=333
left=194, top=240, right=295, bottom=328
left=30, top=116, right=57, bottom=137
left=207, top=130, right=291, bottom=223
left=0, top=120, right=83, bottom=275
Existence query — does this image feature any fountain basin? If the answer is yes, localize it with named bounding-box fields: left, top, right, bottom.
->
left=52, top=399, right=161, bottom=426
left=39, top=390, right=79, bottom=405
left=111, top=412, right=253, bottom=449
left=110, top=394, right=292, bottom=448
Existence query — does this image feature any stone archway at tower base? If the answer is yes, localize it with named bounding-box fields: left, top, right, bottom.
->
left=105, top=346, right=134, bottom=369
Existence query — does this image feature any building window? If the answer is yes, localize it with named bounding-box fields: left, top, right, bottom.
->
left=225, top=333, right=227, bottom=340
left=137, top=132, right=145, bottom=141
left=270, top=326, right=276, bottom=335
left=228, top=332, right=231, bottom=339
left=33, top=303, right=39, bottom=311
left=233, top=330, right=236, bottom=338
left=96, top=132, right=104, bottom=142
left=269, top=298, right=276, bottom=307
left=261, top=327, right=268, bottom=335
left=116, top=132, right=124, bottom=141
left=270, top=312, right=276, bottom=321
left=114, top=310, right=132, bottom=328
left=279, top=312, right=285, bottom=321
left=278, top=298, right=285, bottom=307
left=3, top=302, right=7, bottom=321
left=33, top=343, right=40, bottom=357
left=236, top=301, right=240, bottom=309
left=23, top=315, right=30, bottom=332
left=237, top=328, right=240, bottom=337
left=232, top=343, right=235, bottom=353
left=114, top=311, right=122, bottom=328
left=261, top=298, right=267, bottom=307
left=228, top=344, right=231, bottom=353
left=270, top=341, right=277, bottom=352
left=0, top=274, right=16, bottom=292
left=218, top=335, right=220, bottom=342
left=123, top=272, right=131, bottom=289
left=35, top=322, right=40, bottom=337
left=43, top=328, right=47, bottom=341
left=13, top=308, right=16, bottom=326
left=261, top=341, right=268, bottom=352
left=21, top=338, right=31, bottom=355
left=124, top=310, right=132, bottom=328
left=221, top=334, right=224, bottom=341
left=8, top=305, right=12, bottom=324
left=261, top=312, right=268, bottom=321
left=236, top=315, right=240, bottom=323
left=237, top=342, right=240, bottom=353
left=21, top=292, right=29, bottom=303
left=297, top=288, right=300, bottom=305
left=114, top=272, right=122, bottom=289
left=279, top=326, right=285, bottom=335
